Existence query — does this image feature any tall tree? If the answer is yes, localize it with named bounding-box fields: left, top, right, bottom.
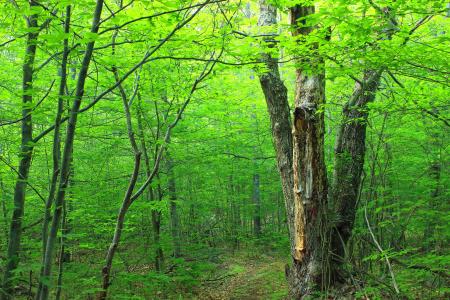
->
left=288, top=4, right=330, bottom=296
left=258, top=1, right=330, bottom=297
left=167, top=141, right=182, bottom=257
left=2, top=2, right=39, bottom=297
left=38, top=1, right=105, bottom=299
left=36, top=5, right=71, bottom=299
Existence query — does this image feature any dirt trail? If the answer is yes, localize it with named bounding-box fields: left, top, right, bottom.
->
left=196, top=254, right=288, bottom=300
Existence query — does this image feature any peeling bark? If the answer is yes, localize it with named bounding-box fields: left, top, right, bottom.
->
left=288, top=5, right=330, bottom=297
left=258, top=2, right=330, bottom=297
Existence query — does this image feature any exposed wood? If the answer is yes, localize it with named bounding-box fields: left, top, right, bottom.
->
left=288, top=4, right=330, bottom=297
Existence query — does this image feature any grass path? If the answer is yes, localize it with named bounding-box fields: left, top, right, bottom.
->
left=195, top=253, right=288, bottom=300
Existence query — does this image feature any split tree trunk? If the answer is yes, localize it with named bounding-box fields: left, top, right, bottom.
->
left=257, top=1, right=401, bottom=296
left=2, top=3, right=38, bottom=298
left=258, top=1, right=330, bottom=297
left=288, top=5, right=330, bottom=296
left=258, top=1, right=332, bottom=297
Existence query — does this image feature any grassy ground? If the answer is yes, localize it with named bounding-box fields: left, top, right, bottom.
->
left=193, top=251, right=288, bottom=300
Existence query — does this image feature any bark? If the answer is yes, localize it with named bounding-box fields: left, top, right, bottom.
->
left=252, top=173, right=261, bottom=236
left=55, top=199, right=68, bottom=300
left=167, top=143, right=181, bottom=257
left=331, top=70, right=382, bottom=280
left=2, top=3, right=38, bottom=298
left=288, top=5, right=330, bottom=297
left=98, top=27, right=218, bottom=298
left=152, top=185, right=164, bottom=271
left=36, top=5, right=71, bottom=299
left=98, top=27, right=142, bottom=299
left=39, top=2, right=104, bottom=299
left=137, top=107, right=164, bottom=271
left=257, top=0, right=295, bottom=253
left=258, top=1, right=332, bottom=297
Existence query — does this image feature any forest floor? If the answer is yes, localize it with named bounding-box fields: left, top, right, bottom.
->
left=194, top=251, right=288, bottom=300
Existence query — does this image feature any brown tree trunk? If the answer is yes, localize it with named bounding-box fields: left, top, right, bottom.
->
left=331, top=70, right=382, bottom=280
left=257, top=0, right=295, bottom=253
left=288, top=5, right=330, bottom=297
left=258, top=1, right=331, bottom=297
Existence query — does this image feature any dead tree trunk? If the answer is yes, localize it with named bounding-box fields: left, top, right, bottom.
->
left=288, top=5, right=330, bottom=297
left=258, top=1, right=330, bottom=297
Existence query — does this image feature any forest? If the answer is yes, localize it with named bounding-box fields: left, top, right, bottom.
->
left=0, top=0, right=448, bottom=299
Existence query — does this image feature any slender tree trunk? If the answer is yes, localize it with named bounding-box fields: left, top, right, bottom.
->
left=2, top=3, right=38, bottom=298
left=55, top=200, right=67, bottom=300
left=136, top=107, right=164, bottom=271
left=154, top=178, right=165, bottom=270
left=36, top=6, right=71, bottom=299
left=98, top=26, right=142, bottom=299
left=167, top=143, right=181, bottom=257
left=1, top=177, right=8, bottom=244
left=252, top=174, right=261, bottom=236
left=39, top=2, right=104, bottom=299
left=98, top=154, right=141, bottom=300
left=424, top=127, right=442, bottom=250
